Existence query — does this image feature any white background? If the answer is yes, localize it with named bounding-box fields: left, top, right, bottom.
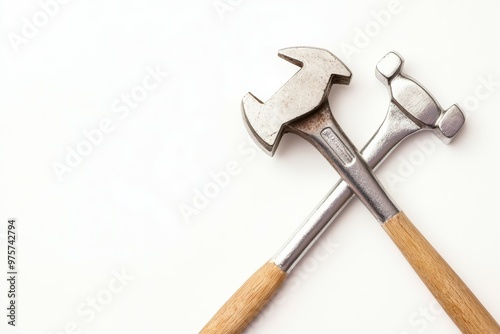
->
left=0, top=0, right=499, bottom=333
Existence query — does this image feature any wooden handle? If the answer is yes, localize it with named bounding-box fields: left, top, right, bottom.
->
left=200, top=261, right=287, bottom=334
left=383, top=212, right=500, bottom=334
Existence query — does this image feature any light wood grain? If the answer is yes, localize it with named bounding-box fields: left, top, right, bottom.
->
left=383, top=212, right=500, bottom=334
left=200, top=261, right=287, bottom=334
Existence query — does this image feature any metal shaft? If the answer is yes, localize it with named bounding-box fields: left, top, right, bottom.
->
left=274, top=103, right=418, bottom=272
left=290, top=103, right=400, bottom=220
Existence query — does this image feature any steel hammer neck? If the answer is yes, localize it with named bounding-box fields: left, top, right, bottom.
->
left=287, top=102, right=400, bottom=223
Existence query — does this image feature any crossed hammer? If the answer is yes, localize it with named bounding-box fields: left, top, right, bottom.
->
left=201, top=48, right=499, bottom=334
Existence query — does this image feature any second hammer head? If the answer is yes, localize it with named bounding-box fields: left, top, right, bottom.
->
left=376, top=52, right=465, bottom=144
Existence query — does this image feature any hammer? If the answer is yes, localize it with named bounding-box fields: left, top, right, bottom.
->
left=200, top=48, right=499, bottom=333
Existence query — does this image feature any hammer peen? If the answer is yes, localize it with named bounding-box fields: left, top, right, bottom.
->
left=200, top=48, right=500, bottom=334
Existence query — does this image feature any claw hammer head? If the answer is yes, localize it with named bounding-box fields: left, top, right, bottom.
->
left=242, top=47, right=352, bottom=156
left=376, top=52, right=465, bottom=144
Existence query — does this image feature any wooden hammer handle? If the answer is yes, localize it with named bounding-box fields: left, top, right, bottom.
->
left=200, top=262, right=287, bottom=334
left=383, top=212, right=500, bottom=334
